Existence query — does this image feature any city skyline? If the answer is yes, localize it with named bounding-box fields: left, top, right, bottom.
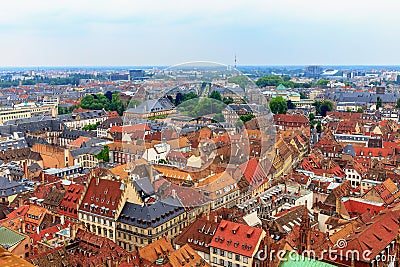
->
left=1, top=0, right=400, bottom=66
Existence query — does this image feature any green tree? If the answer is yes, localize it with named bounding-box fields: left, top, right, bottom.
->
left=82, top=121, right=101, bottom=131
left=256, top=75, right=283, bottom=87
left=299, top=92, right=307, bottom=99
left=320, top=100, right=333, bottom=116
left=377, top=96, right=383, bottom=109
left=158, top=159, right=167, bottom=164
left=309, top=113, right=315, bottom=121
left=209, top=91, right=222, bottom=101
left=109, top=92, right=125, bottom=115
left=269, top=96, right=287, bottom=114
left=223, top=97, right=234, bottom=105
left=239, top=114, right=255, bottom=123
left=315, top=79, right=330, bottom=86
left=313, top=100, right=333, bottom=116
left=95, top=146, right=109, bottom=162
left=213, top=113, right=225, bottom=122
left=396, top=99, right=400, bottom=108
left=357, top=108, right=363, bottom=113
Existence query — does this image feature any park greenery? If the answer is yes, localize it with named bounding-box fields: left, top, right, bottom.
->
left=177, top=97, right=225, bottom=118
left=0, top=74, right=98, bottom=88
left=256, top=75, right=313, bottom=88
left=239, top=114, right=255, bottom=123
left=313, top=100, right=333, bottom=116
left=397, top=99, right=400, bottom=108
left=255, top=75, right=334, bottom=89
left=80, top=91, right=125, bottom=115
left=82, top=121, right=101, bottom=131
left=148, top=114, right=168, bottom=121
left=269, top=96, right=287, bottom=114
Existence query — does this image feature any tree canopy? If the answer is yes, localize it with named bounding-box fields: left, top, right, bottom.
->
left=377, top=96, right=383, bottom=109
left=269, top=96, right=287, bottom=114
left=79, top=92, right=125, bottom=115
left=209, top=91, right=222, bottom=101
left=313, top=100, right=333, bottom=116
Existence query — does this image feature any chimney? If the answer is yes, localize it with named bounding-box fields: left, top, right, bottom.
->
left=171, top=189, right=176, bottom=199
left=41, top=172, right=45, bottom=184
left=18, top=196, right=24, bottom=208
left=61, top=215, right=65, bottom=226
left=36, top=225, right=40, bottom=235
left=214, top=216, right=218, bottom=223
left=23, top=161, right=28, bottom=180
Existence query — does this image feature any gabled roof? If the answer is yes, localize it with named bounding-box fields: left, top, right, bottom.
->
left=79, top=177, right=124, bottom=218
left=174, top=217, right=219, bottom=253
left=209, top=220, right=264, bottom=257
left=57, top=184, right=84, bottom=219
left=138, top=237, right=173, bottom=263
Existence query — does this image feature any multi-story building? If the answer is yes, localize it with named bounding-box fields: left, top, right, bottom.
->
left=116, top=196, right=186, bottom=250
left=209, top=220, right=265, bottom=267
left=58, top=110, right=108, bottom=130
left=77, top=170, right=142, bottom=242
left=124, top=98, right=176, bottom=119
left=0, top=103, right=58, bottom=125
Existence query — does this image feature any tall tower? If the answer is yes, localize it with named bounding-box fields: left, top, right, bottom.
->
left=298, top=202, right=311, bottom=254
left=234, top=53, right=237, bottom=75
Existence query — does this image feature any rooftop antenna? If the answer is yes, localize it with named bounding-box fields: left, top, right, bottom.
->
left=234, top=53, right=237, bottom=75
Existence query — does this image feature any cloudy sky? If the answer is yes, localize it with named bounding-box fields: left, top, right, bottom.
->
left=0, top=0, right=399, bottom=66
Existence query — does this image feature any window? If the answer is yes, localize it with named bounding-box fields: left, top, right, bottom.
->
left=243, top=257, right=248, bottom=263
left=228, top=252, right=232, bottom=259
left=235, top=254, right=240, bottom=261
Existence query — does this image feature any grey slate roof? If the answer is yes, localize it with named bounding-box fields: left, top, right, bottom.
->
left=0, top=119, right=64, bottom=135
left=324, top=91, right=400, bottom=104
left=125, top=98, right=174, bottom=114
left=133, top=177, right=155, bottom=199
left=117, top=196, right=184, bottom=228
left=70, top=146, right=103, bottom=158
left=342, top=144, right=356, bottom=157
left=57, top=110, right=107, bottom=122
left=0, top=176, right=28, bottom=197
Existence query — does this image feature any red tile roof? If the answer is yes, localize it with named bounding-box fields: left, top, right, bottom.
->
left=342, top=198, right=385, bottom=218
left=110, top=124, right=150, bottom=133
left=79, top=177, right=123, bottom=218
left=210, top=220, right=263, bottom=257
left=57, top=184, right=84, bottom=219
left=353, top=147, right=394, bottom=158
left=333, top=208, right=400, bottom=264
left=174, top=217, right=219, bottom=253
left=239, top=158, right=268, bottom=187
left=69, top=229, right=128, bottom=266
